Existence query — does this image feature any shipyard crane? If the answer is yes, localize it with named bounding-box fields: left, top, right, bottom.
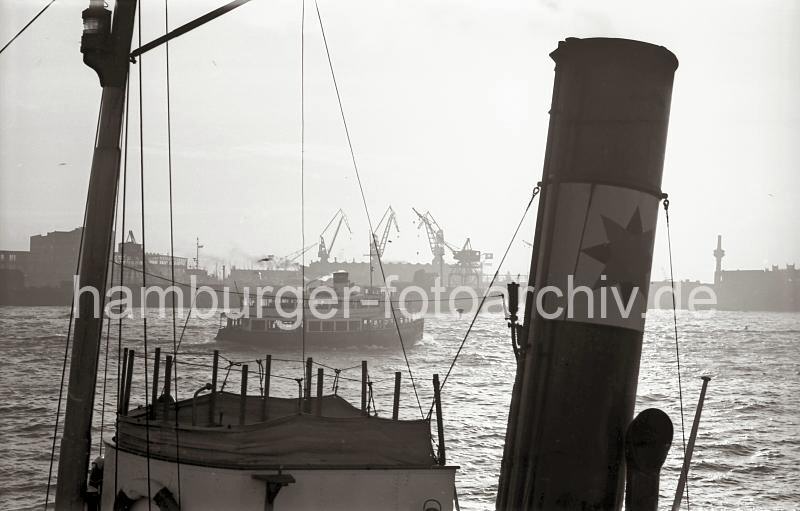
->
left=413, top=208, right=482, bottom=286
left=262, top=243, right=318, bottom=269
left=317, top=209, right=352, bottom=264
left=371, top=206, right=400, bottom=258
left=284, top=243, right=318, bottom=265
left=366, top=206, right=400, bottom=287
left=412, top=208, right=446, bottom=271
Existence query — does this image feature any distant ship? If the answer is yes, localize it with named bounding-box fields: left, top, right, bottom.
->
left=216, top=271, right=424, bottom=348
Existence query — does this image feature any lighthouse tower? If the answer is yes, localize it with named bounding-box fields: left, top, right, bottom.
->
left=713, top=234, right=725, bottom=285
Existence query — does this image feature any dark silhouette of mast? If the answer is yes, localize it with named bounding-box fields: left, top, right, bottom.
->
left=56, top=1, right=137, bottom=508
left=497, top=38, right=678, bottom=510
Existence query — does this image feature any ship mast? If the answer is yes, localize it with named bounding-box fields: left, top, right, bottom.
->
left=56, top=1, right=137, bottom=508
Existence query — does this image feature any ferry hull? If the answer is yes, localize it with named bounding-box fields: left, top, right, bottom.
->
left=215, top=317, right=425, bottom=348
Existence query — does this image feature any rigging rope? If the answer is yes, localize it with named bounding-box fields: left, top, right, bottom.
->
left=0, top=0, right=55, bottom=56
left=98, top=173, right=124, bottom=457
left=97, top=99, right=129, bottom=461
left=313, top=0, right=424, bottom=419
left=135, top=3, right=154, bottom=506
left=99, top=318, right=112, bottom=456
left=300, top=0, right=307, bottom=377
left=114, top=74, right=132, bottom=508
left=175, top=293, right=195, bottom=352
left=428, top=186, right=540, bottom=418
left=163, top=0, right=184, bottom=504
left=664, top=198, right=689, bottom=509
left=44, top=183, right=90, bottom=510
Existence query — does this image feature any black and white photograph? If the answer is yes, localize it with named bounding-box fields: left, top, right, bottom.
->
left=1, top=0, right=798, bottom=509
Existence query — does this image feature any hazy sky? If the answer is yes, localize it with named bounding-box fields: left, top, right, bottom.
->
left=1, top=0, right=798, bottom=281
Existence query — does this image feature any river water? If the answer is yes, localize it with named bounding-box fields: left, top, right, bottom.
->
left=1, top=306, right=798, bottom=510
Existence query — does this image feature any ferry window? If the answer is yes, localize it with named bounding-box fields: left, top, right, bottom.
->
left=322, top=321, right=334, bottom=332
left=308, top=321, right=321, bottom=332
left=252, top=319, right=266, bottom=331
left=335, top=321, right=347, bottom=332
left=349, top=320, right=360, bottom=331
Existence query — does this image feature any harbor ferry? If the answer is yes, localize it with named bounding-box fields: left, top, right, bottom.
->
left=216, top=271, right=424, bottom=348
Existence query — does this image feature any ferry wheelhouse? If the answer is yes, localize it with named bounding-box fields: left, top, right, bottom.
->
left=216, top=272, right=424, bottom=348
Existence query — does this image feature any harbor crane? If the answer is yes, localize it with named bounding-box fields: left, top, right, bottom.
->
left=412, top=208, right=446, bottom=273
left=412, top=208, right=482, bottom=286
left=367, top=206, right=400, bottom=286
left=262, top=243, right=318, bottom=269
left=371, top=206, right=400, bottom=258
left=318, top=209, right=352, bottom=264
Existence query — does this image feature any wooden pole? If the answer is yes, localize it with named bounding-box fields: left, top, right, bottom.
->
left=208, top=349, right=219, bottom=425
left=118, top=347, right=129, bottom=414
left=261, top=354, right=271, bottom=421
left=392, top=371, right=401, bottom=420
left=672, top=377, right=712, bottom=511
left=150, top=347, right=161, bottom=419
left=162, top=355, right=173, bottom=418
left=303, top=357, right=312, bottom=413
left=239, top=364, right=248, bottom=426
left=295, top=378, right=303, bottom=413
left=361, top=360, right=368, bottom=415
left=304, top=358, right=313, bottom=398
left=121, top=349, right=135, bottom=415
left=433, top=373, right=446, bottom=465
left=57, top=2, right=139, bottom=505
left=316, top=367, right=324, bottom=416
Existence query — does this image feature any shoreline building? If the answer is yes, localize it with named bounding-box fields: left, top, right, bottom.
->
left=713, top=235, right=799, bottom=312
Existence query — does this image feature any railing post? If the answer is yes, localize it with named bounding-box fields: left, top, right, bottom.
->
left=392, top=371, right=401, bottom=420
left=150, top=347, right=161, bottom=419
left=261, top=354, right=271, bottom=421
left=303, top=357, right=313, bottom=413
left=121, top=349, right=135, bottom=415
left=118, top=347, right=129, bottom=414
left=208, top=349, right=219, bottom=425
left=316, top=367, right=324, bottom=416
left=239, top=364, right=249, bottom=426
left=361, top=360, right=368, bottom=415
left=162, top=354, right=173, bottom=418
left=433, top=373, right=446, bottom=465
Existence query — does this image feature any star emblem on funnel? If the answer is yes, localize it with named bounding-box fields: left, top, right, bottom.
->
left=581, top=207, right=654, bottom=302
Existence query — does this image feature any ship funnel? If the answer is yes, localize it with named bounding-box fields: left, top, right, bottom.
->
left=496, top=38, right=678, bottom=510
